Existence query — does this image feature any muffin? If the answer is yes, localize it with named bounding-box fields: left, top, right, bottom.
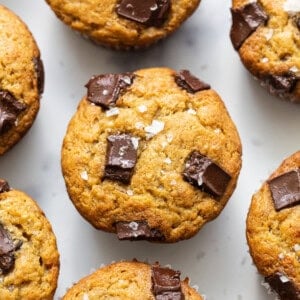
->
left=230, top=0, right=300, bottom=102
left=0, top=5, right=44, bottom=155
left=61, top=67, right=242, bottom=243
left=0, top=179, right=59, bottom=299
left=247, top=151, right=300, bottom=299
left=45, top=0, right=201, bottom=49
left=63, top=261, right=203, bottom=299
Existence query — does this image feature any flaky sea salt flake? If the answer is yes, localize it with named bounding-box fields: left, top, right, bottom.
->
left=128, top=221, right=139, bottom=230
left=197, top=176, right=203, bottom=186
left=80, top=171, right=89, bottom=181
left=126, top=189, right=134, bottom=196
left=105, top=107, right=119, bottom=117
left=145, top=120, right=164, bottom=139
left=279, top=274, right=290, bottom=283
left=261, top=57, right=269, bottom=63
left=264, top=29, right=274, bottom=41
left=102, top=89, right=109, bottom=96
left=293, top=244, right=300, bottom=251
left=187, top=108, right=197, bottom=115
left=122, top=76, right=132, bottom=85
left=130, top=137, right=140, bottom=150
left=138, top=105, right=147, bottom=113
left=290, top=66, right=299, bottom=73
left=164, top=157, right=172, bottom=164
left=214, top=128, right=221, bottom=134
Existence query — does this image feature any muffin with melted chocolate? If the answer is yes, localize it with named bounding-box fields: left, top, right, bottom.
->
left=0, top=179, right=59, bottom=299
left=247, top=151, right=300, bottom=299
left=63, top=261, right=203, bottom=299
left=230, top=0, right=300, bottom=102
left=0, top=5, right=44, bottom=155
left=61, top=67, right=242, bottom=243
left=45, top=0, right=201, bottom=49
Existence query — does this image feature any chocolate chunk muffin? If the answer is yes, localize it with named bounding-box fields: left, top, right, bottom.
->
left=230, top=0, right=300, bottom=102
left=0, top=5, right=44, bottom=155
left=61, top=67, right=242, bottom=243
left=247, top=151, right=300, bottom=299
left=62, top=261, right=203, bottom=299
left=0, top=179, right=59, bottom=299
left=45, top=0, right=201, bottom=49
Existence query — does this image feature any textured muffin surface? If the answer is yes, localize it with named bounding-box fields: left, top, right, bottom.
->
left=61, top=67, right=242, bottom=243
left=45, top=0, right=200, bottom=49
left=0, top=5, right=43, bottom=154
left=0, top=189, right=59, bottom=300
left=247, top=151, right=300, bottom=299
left=62, top=261, right=203, bottom=299
left=231, top=0, right=300, bottom=102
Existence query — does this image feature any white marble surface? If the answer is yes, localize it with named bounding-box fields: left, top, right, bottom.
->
left=0, top=0, right=299, bottom=299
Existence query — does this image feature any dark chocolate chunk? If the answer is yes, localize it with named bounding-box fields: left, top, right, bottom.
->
left=0, top=179, right=10, bottom=193
left=33, top=57, right=45, bottom=94
left=265, top=73, right=298, bottom=95
left=175, top=70, right=210, bottom=93
left=183, top=151, right=231, bottom=198
left=268, top=169, right=300, bottom=211
left=0, top=223, right=22, bottom=274
left=292, top=14, right=300, bottom=30
left=104, top=134, right=138, bottom=184
left=265, top=273, right=300, bottom=300
left=85, top=73, right=134, bottom=109
left=116, top=221, right=164, bottom=241
left=230, top=3, right=268, bottom=50
left=0, top=90, right=27, bottom=135
left=116, top=0, right=170, bottom=27
left=151, top=264, right=184, bottom=300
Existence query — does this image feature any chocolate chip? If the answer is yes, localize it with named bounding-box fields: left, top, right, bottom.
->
left=265, top=73, right=298, bottom=95
left=151, top=264, right=184, bottom=300
left=104, top=134, right=138, bottom=184
left=85, top=73, right=134, bottom=109
left=175, top=70, right=210, bottom=93
left=0, top=90, right=27, bottom=135
left=268, top=169, right=300, bottom=211
left=230, top=3, right=268, bottom=50
left=265, top=273, right=300, bottom=300
left=0, top=179, right=10, bottom=193
left=116, top=221, right=164, bottom=241
left=33, top=57, right=45, bottom=94
left=183, top=151, right=231, bottom=198
left=116, top=0, right=170, bottom=27
left=0, top=224, right=22, bottom=274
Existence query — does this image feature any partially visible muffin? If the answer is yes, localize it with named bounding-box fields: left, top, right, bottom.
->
left=45, top=0, right=201, bottom=49
left=63, top=261, right=203, bottom=299
left=230, top=0, right=300, bottom=102
left=247, top=151, right=300, bottom=299
left=61, top=67, right=242, bottom=243
left=0, top=179, right=59, bottom=299
left=0, top=5, right=44, bottom=155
